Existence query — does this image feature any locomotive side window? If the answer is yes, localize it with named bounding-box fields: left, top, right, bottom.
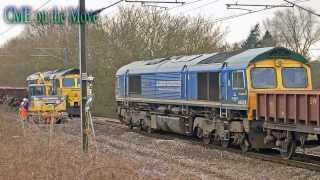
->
left=197, top=73, right=208, bottom=101
left=283, top=67, right=307, bottom=88
left=128, top=75, right=141, bottom=96
left=197, top=72, right=219, bottom=101
left=251, top=68, right=276, bottom=88
left=209, top=72, right=219, bottom=101
left=232, top=71, right=245, bottom=89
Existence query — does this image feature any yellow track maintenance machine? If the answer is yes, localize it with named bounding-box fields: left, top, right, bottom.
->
left=26, top=71, right=66, bottom=124
left=49, top=68, right=94, bottom=117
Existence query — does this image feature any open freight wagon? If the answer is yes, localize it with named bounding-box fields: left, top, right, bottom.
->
left=257, top=91, right=320, bottom=157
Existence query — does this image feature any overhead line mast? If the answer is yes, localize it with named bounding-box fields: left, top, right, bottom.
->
left=79, top=0, right=88, bottom=153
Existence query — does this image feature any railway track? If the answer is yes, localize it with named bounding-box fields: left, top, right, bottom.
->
left=94, top=117, right=320, bottom=172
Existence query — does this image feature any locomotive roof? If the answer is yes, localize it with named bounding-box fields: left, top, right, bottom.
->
left=116, top=47, right=307, bottom=75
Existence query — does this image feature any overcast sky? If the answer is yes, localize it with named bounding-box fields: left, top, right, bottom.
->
left=0, top=0, right=320, bottom=58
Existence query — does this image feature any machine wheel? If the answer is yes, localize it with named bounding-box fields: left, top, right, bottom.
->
left=240, top=135, right=250, bottom=153
left=280, top=138, right=297, bottom=159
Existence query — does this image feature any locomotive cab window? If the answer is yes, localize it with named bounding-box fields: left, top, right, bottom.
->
left=251, top=68, right=276, bottom=88
left=128, top=75, right=141, bottom=96
left=283, top=67, right=307, bottom=88
left=232, top=71, right=245, bottom=89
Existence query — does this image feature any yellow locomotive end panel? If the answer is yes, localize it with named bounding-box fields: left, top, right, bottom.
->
left=246, top=59, right=312, bottom=120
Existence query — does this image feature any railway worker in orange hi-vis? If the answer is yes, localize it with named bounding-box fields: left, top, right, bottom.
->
left=19, top=98, right=29, bottom=125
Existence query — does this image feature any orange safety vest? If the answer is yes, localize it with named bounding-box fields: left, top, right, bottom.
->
left=19, top=107, right=28, bottom=120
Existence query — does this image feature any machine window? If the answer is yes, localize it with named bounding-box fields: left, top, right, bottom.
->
left=252, top=68, right=276, bottom=88
left=232, top=71, right=245, bottom=89
left=29, top=86, right=45, bottom=96
left=52, top=79, right=60, bottom=95
left=63, top=78, right=75, bottom=87
left=283, top=67, right=307, bottom=88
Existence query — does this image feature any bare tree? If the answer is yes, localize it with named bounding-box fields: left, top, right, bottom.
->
left=264, top=8, right=320, bottom=57
left=0, top=6, right=226, bottom=117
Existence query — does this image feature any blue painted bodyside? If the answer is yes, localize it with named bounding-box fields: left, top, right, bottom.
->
left=221, top=68, right=248, bottom=106
left=115, top=47, right=307, bottom=110
left=186, top=72, right=198, bottom=101
left=141, top=72, right=182, bottom=100
left=116, top=64, right=249, bottom=110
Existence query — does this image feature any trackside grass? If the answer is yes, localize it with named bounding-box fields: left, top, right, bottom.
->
left=0, top=113, right=140, bottom=180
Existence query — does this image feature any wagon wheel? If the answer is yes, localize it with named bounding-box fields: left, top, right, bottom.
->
left=128, top=119, right=134, bottom=129
left=239, top=134, right=251, bottom=153
left=317, top=134, right=320, bottom=144
left=280, top=138, right=297, bottom=159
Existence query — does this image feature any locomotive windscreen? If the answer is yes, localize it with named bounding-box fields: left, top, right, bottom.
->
left=283, top=67, right=307, bottom=88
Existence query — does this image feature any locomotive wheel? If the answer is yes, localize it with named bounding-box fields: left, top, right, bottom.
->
left=203, top=136, right=211, bottom=145
left=196, top=127, right=203, bottom=139
left=147, top=126, right=153, bottom=134
left=240, top=135, right=250, bottom=153
left=212, top=133, right=221, bottom=145
left=221, top=140, right=230, bottom=148
left=280, top=139, right=296, bottom=159
left=139, top=119, right=145, bottom=131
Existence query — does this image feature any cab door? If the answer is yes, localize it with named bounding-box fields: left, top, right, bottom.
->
left=230, top=70, right=247, bottom=106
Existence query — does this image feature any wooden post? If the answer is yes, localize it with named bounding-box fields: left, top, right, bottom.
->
left=79, top=0, right=89, bottom=153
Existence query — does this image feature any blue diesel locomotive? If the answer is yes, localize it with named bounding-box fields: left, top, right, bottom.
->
left=115, top=47, right=313, bottom=158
